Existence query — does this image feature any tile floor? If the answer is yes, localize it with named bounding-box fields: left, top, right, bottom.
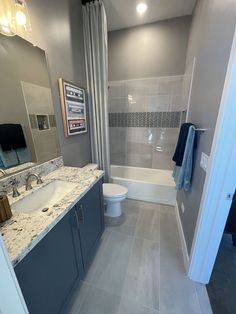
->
left=68, top=199, right=212, bottom=314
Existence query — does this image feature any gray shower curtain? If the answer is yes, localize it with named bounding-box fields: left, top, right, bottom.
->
left=83, top=0, right=110, bottom=181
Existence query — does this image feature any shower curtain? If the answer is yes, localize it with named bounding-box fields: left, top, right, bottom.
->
left=83, top=0, right=110, bottom=181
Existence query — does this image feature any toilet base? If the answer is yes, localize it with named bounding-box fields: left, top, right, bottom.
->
left=104, top=202, right=122, bottom=218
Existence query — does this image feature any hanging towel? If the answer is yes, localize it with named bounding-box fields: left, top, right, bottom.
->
left=15, top=148, right=31, bottom=164
left=172, top=123, right=195, bottom=166
left=0, top=147, right=18, bottom=168
left=0, top=124, right=27, bottom=151
left=0, top=156, right=4, bottom=168
left=173, top=125, right=196, bottom=191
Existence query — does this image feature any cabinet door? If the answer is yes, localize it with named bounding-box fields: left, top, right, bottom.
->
left=14, top=208, right=81, bottom=314
left=77, top=180, right=104, bottom=270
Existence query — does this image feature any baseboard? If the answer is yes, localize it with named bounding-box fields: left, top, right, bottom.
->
left=175, top=201, right=190, bottom=271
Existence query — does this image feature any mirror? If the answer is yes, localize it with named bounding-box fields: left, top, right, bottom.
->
left=0, top=34, right=60, bottom=177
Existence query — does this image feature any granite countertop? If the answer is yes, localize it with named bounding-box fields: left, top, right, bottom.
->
left=0, top=166, right=104, bottom=266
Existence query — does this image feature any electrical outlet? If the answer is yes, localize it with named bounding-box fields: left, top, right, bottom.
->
left=181, top=202, right=185, bottom=214
left=200, top=152, right=209, bottom=172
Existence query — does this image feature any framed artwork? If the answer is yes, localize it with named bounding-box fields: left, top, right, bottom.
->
left=58, top=78, right=87, bottom=137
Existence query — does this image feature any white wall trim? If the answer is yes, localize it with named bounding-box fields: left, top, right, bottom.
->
left=175, top=202, right=189, bottom=271
left=188, top=27, right=236, bottom=284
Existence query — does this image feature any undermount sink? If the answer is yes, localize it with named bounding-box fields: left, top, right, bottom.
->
left=12, top=180, right=77, bottom=214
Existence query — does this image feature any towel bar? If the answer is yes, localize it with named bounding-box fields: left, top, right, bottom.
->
left=194, top=128, right=207, bottom=132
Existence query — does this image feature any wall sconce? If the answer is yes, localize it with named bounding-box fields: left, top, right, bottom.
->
left=0, top=0, right=31, bottom=36
left=0, top=0, right=16, bottom=36
left=15, top=0, right=31, bottom=32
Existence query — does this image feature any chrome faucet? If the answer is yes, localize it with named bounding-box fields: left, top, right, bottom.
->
left=0, top=169, right=6, bottom=176
left=25, top=173, right=43, bottom=191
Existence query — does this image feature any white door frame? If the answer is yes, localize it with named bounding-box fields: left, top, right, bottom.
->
left=188, top=27, right=236, bottom=284
left=0, top=235, right=28, bottom=313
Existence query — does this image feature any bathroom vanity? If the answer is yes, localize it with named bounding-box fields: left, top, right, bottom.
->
left=0, top=162, right=104, bottom=314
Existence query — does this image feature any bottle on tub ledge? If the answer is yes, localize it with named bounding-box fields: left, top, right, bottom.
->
left=0, top=194, right=12, bottom=223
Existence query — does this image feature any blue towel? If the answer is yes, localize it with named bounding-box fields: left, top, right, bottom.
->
left=16, top=148, right=31, bottom=164
left=0, top=156, right=4, bottom=168
left=173, top=125, right=196, bottom=191
left=0, top=147, right=18, bottom=168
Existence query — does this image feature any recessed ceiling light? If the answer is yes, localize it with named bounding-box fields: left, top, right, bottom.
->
left=136, top=3, right=148, bottom=14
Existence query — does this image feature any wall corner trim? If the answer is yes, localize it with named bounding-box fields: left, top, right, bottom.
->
left=175, top=202, right=190, bottom=272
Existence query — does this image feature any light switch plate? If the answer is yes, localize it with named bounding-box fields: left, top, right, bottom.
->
left=200, top=152, right=209, bottom=172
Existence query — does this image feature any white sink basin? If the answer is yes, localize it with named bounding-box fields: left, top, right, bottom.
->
left=12, top=180, right=77, bottom=214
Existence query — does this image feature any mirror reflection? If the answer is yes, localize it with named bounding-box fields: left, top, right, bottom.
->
left=0, top=34, right=60, bottom=177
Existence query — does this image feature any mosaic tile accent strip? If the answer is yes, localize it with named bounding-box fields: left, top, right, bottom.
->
left=109, top=111, right=185, bottom=128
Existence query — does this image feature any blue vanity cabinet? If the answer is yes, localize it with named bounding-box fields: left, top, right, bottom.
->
left=76, top=179, right=105, bottom=271
left=14, top=206, right=83, bottom=314
left=14, top=178, right=104, bottom=314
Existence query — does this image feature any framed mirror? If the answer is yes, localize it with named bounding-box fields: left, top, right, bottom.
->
left=0, top=34, right=61, bottom=178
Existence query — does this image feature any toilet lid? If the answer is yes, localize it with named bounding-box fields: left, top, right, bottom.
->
left=103, top=183, right=128, bottom=198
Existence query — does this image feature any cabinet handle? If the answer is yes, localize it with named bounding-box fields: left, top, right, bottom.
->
left=77, top=204, right=84, bottom=224
left=75, top=210, right=80, bottom=228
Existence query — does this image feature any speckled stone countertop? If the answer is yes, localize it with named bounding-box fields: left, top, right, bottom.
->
left=0, top=166, right=104, bottom=266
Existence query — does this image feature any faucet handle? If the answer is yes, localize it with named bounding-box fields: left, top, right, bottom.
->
left=11, top=179, right=21, bottom=198
left=11, top=179, right=19, bottom=186
left=37, top=174, right=43, bottom=184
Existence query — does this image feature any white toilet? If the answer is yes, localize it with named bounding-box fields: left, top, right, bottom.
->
left=103, top=183, right=128, bottom=218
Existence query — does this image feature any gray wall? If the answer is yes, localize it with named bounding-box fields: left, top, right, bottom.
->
left=108, top=16, right=192, bottom=81
left=24, top=0, right=91, bottom=167
left=177, top=0, right=236, bottom=253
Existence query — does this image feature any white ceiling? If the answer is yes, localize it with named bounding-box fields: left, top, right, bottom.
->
left=103, top=0, right=197, bottom=31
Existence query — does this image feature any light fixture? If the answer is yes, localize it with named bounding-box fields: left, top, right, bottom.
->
left=15, top=0, right=31, bottom=31
left=0, top=0, right=31, bottom=36
left=136, top=3, right=148, bottom=14
left=0, top=0, right=16, bottom=36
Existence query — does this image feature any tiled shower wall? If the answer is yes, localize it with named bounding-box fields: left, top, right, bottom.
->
left=109, top=75, right=188, bottom=170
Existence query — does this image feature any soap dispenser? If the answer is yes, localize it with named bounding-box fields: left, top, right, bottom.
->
left=0, top=192, right=12, bottom=223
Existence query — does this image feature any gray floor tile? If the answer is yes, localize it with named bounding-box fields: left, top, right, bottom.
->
left=123, top=237, right=160, bottom=310
left=68, top=199, right=211, bottom=314
left=118, top=297, right=159, bottom=314
left=68, top=282, right=120, bottom=314
left=195, top=283, right=213, bottom=314
left=107, top=200, right=140, bottom=236
left=159, top=205, right=181, bottom=248
left=135, top=205, right=160, bottom=241
left=159, top=244, right=201, bottom=314
left=84, top=230, right=133, bottom=296
left=67, top=282, right=90, bottom=314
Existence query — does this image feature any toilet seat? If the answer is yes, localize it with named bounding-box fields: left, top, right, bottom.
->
left=103, top=183, right=128, bottom=198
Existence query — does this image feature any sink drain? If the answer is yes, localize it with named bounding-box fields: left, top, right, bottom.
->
left=42, top=207, right=49, bottom=212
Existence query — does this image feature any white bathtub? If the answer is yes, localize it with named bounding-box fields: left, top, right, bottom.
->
left=111, top=165, right=176, bottom=206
